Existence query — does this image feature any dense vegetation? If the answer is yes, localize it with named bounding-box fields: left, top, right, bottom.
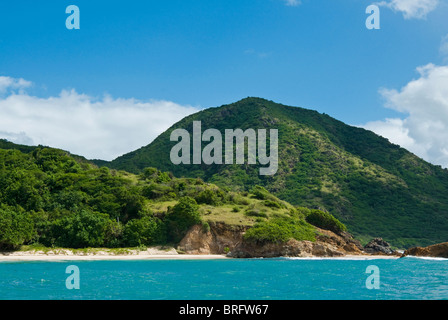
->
left=305, top=209, right=347, bottom=234
left=102, top=97, right=448, bottom=248
left=0, top=145, right=342, bottom=250
left=243, top=217, right=316, bottom=244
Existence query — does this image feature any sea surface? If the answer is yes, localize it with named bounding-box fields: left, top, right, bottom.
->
left=0, top=257, right=447, bottom=300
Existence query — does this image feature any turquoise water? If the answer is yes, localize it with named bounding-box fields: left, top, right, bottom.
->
left=0, top=257, right=447, bottom=300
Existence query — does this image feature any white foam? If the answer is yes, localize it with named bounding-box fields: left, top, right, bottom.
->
left=403, top=255, right=448, bottom=261
left=271, top=255, right=400, bottom=261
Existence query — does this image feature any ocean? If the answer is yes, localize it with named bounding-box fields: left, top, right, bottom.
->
left=0, top=257, right=447, bottom=300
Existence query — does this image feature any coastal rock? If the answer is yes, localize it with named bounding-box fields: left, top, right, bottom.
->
left=228, top=229, right=361, bottom=258
left=363, top=238, right=395, bottom=255
left=228, top=239, right=318, bottom=258
left=402, top=242, right=448, bottom=258
left=179, top=222, right=364, bottom=258
left=315, top=229, right=363, bottom=254
left=178, top=222, right=249, bottom=254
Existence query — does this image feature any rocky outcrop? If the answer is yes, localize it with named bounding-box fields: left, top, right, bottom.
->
left=227, top=239, right=345, bottom=258
left=316, top=229, right=364, bottom=253
left=228, top=227, right=363, bottom=258
left=363, top=238, right=396, bottom=255
left=178, top=222, right=249, bottom=254
left=178, top=222, right=364, bottom=258
left=402, top=242, right=448, bottom=258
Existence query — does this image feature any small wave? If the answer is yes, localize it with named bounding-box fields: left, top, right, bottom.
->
left=273, top=256, right=399, bottom=261
left=402, top=255, right=448, bottom=261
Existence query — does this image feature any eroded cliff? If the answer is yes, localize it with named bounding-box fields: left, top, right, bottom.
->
left=178, top=222, right=365, bottom=258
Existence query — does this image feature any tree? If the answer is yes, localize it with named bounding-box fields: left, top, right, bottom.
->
left=165, top=197, right=201, bottom=243
left=50, top=210, right=111, bottom=248
left=0, top=205, right=34, bottom=249
left=123, top=216, right=165, bottom=247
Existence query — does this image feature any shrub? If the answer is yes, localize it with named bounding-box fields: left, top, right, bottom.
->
left=244, top=209, right=268, bottom=218
left=263, top=199, right=283, bottom=209
left=156, top=171, right=172, bottom=183
left=244, top=217, right=316, bottom=244
left=292, top=207, right=310, bottom=219
left=140, top=168, right=171, bottom=183
left=123, top=216, right=166, bottom=247
left=251, top=185, right=270, bottom=200
left=104, top=221, right=123, bottom=248
left=142, top=183, right=173, bottom=200
left=250, top=185, right=280, bottom=204
left=53, top=190, right=89, bottom=211
left=141, top=167, right=158, bottom=180
left=117, top=187, right=146, bottom=222
left=305, top=209, right=347, bottom=234
left=201, top=222, right=210, bottom=233
left=167, top=192, right=177, bottom=199
left=49, top=210, right=111, bottom=248
left=195, top=189, right=221, bottom=206
left=232, top=195, right=249, bottom=205
left=165, top=197, right=201, bottom=243
left=195, top=178, right=204, bottom=185
left=0, top=205, right=35, bottom=250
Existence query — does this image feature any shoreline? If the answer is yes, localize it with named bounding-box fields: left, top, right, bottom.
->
left=279, top=255, right=400, bottom=260
left=0, top=254, right=400, bottom=262
left=0, top=253, right=230, bottom=262
left=0, top=249, right=402, bottom=262
left=0, top=247, right=230, bottom=262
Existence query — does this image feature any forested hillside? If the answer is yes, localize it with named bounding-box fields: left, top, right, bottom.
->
left=0, top=145, right=341, bottom=250
left=104, top=98, right=448, bottom=248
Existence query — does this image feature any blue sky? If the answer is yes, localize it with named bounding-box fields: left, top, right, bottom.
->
left=1, top=0, right=448, bottom=163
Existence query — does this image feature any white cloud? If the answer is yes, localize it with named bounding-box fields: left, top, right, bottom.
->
left=0, top=76, right=32, bottom=94
left=362, top=64, right=448, bottom=167
left=378, top=0, right=439, bottom=19
left=284, top=0, right=301, bottom=7
left=0, top=77, right=200, bottom=160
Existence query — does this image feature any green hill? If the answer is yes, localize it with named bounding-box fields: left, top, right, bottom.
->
left=105, top=97, right=448, bottom=248
left=0, top=144, right=337, bottom=250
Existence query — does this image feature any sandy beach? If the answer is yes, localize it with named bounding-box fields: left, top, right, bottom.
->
left=0, top=247, right=401, bottom=262
left=0, top=254, right=230, bottom=262
left=0, top=247, right=230, bottom=262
